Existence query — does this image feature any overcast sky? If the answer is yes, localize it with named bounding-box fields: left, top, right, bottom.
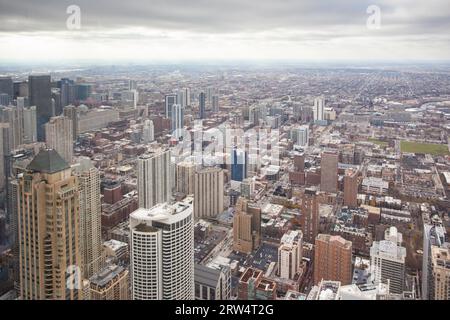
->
left=0, top=0, right=449, bottom=63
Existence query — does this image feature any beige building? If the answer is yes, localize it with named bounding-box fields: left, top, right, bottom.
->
left=320, top=151, right=338, bottom=193
left=74, top=157, right=103, bottom=279
left=431, top=246, right=450, bottom=300
left=89, top=264, right=129, bottom=300
left=17, top=149, right=82, bottom=300
left=45, top=115, right=73, bottom=163
left=176, top=161, right=196, bottom=195
left=233, top=197, right=261, bottom=254
left=314, top=234, right=352, bottom=285
left=194, top=167, right=224, bottom=218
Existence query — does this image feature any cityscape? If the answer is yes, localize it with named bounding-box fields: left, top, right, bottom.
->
left=0, top=0, right=449, bottom=305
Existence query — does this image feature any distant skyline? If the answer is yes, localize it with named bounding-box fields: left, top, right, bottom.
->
left=0, top=0, right=449, bottom=63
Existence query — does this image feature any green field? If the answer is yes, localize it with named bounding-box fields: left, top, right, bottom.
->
left=400, top=141, right=450, bottom=156
left=368, top=138, right=388, bottom=147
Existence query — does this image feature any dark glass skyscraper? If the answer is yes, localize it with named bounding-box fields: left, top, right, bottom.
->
left=0, top=77, right=14, bottom=101
left=231, top=148, right=247, bottom=182
left=29, top=75, right=52, bottom=141
left=199, top=91, right=206, bottom=119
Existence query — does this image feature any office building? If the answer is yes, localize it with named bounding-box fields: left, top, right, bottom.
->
left=278, top=230, right=303, bottom=280
left=291, top=125, right=309, bottom=147
left=165, top=94, right=177, bottom=118
left=233, top=197, right=261, bottom=254
left=199, top=91, right=206, bottom=119
left=231, top=148, right=247, bottom=182
left=370, top=226, right=406, bottom=294
left=320, top=151, right=338, bottom=193
left=137, top=149, right=172, bottom=209
left=17, top=149, right=82, bottom=300
left=44, top=115, right=73, bottom=163
left=130, top=197, right=194, bottom=300
left=58, top=78, right=76, bottom=108
left=0, top=77, right=14, bottom=101
left=74, top=157, right=103, bottom=279
left=314, top=234, right=353, bottom=285
left=29, top=75, right=52, bottom=141
left=63, top=105, right=78, bottom=141
left=23, top=106, right=37, bottom=143
left=194, top=167, right=224, bottom=218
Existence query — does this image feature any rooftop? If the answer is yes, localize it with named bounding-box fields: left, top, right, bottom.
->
left=27, top=149, right=70, bottom=174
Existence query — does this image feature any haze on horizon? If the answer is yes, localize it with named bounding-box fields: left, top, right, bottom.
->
left=0, top=0, right=449, bottom=63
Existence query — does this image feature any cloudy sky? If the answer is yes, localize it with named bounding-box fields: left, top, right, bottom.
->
left=0, top=0, right=449, bottom=63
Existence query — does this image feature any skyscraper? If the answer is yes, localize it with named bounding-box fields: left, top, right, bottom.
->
left=278, top=230, right=303, bottom=280
left=170, top=104, right=184, bottom=138
left=231, top=148, right=247, bottom=182
left=0, top=77, right=14, bottom=101
left=314, top=234, right=352, bottom=285
left=370, top=226, right=406, bottom=294
left=63, top=105, right=78, bottom=141
left=194, top=167, right=224, bottom=218
left=212, top=95, right=219, bottom=113
left=130, top=197, right=194, bottom=300
left=343, top=169, right=359, bottom=207
left=137, top=149, right=172, bottom=209
left=44, top=115, right=73, bottom=164
left=233, top=197, right=261, bottom=254
left=320, top=151, right=338, bottom=193
left=17, top=149, right=82, bottom=300
left=299, top=188, right=319, bottom=243
left=430, top=246, right=450, bottom=300
left=176, top=161, right=196, bottom=195
left=183, top=88, right=191, bottom=107
left=142, top=119, right=154, bottom=143
left=313, top=97, right=324, bottom=121
left=199, top=91, right=206, bottom=119
left=74, top=157, right=103, bottom=279
left=23, top=106, right=37, bottom=143
left=58, top=78, right=76, bottom=108
left=165, top=94, right=177, bottom=119
left=29, top=75, right=52, bottom=141
left=291, top=125, right=309, bottom=147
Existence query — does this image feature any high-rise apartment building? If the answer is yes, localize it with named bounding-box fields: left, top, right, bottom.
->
left=142, top=119, right=154, bottom=143
left=45, top=115, right=73, bottom=163
left=370, top=226, right=406, bottom=294
left=89, top=264, right=129, bottom=300
left=23, top=106, right=37, bottom=143
left=314, top=234, right=352, bottom=285
left=176, top=161, right=196, bottom=195
left=278, top=230, right=303, bottom=280
left=170, top=104, right=184, bottom=138
left=130, top=197, right=194, bottom=300
left=343, top=169, right=359, bottom=207
left=74, top=157, right=103, bottom=279
left=17, top=149, right=82, bottom=300
left=63, top=105, right=78, bottom=141
left=137, top=149, right=172, bottom=209
left=299, top=188, right=319, bottom=243
left=29, top=75, right=52, bottom=141
left=194, top=167, right=224, bottom=218
left=313, top=97, right=324, bottom=121
left=430, top=246, right=450, bottom=300
left=233, top=197, right=261, bottom=254
left=320, top=151, right=338, bottom=193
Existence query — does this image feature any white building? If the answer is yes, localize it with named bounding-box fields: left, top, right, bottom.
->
left=278, top=230, right=303, bottom=280
left=171, top=104, right=184, bottom=138
left=313, top=97, right=325, bottom=121
left=291, top=125, right=309, bottom=147
left=370, top=226, right=406, bottom=294
left=137, top=150, right=172, bottom=209
left=130, top=197, right=194, bottom=300
left=142, top=119, right=154, bottom=143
